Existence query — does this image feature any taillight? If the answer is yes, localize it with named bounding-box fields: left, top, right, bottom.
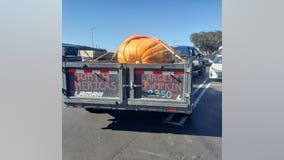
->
left=167, top=107, right=177, bottom=111
left=74, top=103, right=83, bottom=107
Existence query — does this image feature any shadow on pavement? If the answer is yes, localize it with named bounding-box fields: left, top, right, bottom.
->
left=100, top=87, right=222, bottom=137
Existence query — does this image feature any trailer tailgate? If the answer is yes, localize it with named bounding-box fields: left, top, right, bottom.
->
left=63, top=62, right=123, bottom=105
left=127, top=63, right=192, bottom=108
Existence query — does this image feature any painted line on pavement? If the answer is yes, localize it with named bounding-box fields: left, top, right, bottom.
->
left=164, top=113, right=175, bottom=122
left=193, top=82, right=211, bottom=109
left=163, top=114, right=189, bottom=126
left=193, top=76, right=209, bottom=96
left=163, top=76, right=210, bottom=126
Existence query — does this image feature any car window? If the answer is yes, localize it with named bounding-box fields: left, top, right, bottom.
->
left=188, top=48, right=194, bottom=56
left=214, top=56, right=222, bottom=64
left=173, top=47, right=188, bottom=57
left=192, top=48, right=199, bottom=56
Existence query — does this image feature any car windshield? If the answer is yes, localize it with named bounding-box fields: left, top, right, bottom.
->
left=214, top=56, right=222, bottom=64
left=173, top=47, right=187, bottom=57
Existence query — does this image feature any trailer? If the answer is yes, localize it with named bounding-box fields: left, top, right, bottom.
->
left=62, top=60, right=193, bottom=115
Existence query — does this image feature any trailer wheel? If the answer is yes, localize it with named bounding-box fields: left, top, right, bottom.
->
left=85, top=108, right=109, bottom=113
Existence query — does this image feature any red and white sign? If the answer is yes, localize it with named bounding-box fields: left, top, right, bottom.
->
left=135, top=70, right=183, bottom=76
left=68, top=69, right=118, bottom=74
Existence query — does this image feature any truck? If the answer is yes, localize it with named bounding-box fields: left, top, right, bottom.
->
left=172, top=46, right=207, bottom=76
left=62, top=44, right=196, bottom=115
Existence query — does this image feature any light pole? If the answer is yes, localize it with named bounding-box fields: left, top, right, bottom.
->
left=91, top=26, right=96, bottom=48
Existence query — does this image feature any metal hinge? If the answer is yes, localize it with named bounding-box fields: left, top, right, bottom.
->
left=133, top=84, right=143, bottom=87
left=123, top=84, right=130, bottom=87
left=184, top=93, right=190, bottom=98
left=123, top=80, right=143, bottom=89
left=186, top=67, right=192, bottom=73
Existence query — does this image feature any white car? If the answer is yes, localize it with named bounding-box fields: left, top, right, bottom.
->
left=209, top=55, right=222, bottom=79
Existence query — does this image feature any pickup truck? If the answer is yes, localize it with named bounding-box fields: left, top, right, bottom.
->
left=62, top=44, right=194, bottom=115
left=62, top=43, right=110, bottom=62
left=172, top=46, right=207, bottom=76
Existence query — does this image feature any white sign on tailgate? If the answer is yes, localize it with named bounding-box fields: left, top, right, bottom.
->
left=74, top=91, right=104, bottom=97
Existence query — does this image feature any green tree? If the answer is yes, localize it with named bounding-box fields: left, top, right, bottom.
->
left=190, top=31, right=222, bottom=54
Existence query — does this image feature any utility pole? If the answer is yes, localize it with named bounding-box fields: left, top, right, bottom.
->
left=91, top=26, right=96, bottom=48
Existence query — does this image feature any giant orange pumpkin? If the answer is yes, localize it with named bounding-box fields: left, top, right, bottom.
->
left=112, top=35, right=184, bottom=64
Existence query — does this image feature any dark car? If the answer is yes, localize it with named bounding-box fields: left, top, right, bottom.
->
left=62, top=43, right=109, bottom=62
left=200, top=54, right=213, bottom=66
left=172, top=46, right=206, bottom=76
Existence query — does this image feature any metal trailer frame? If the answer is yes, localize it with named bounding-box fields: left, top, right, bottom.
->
left=62, top=61, right=193, bottom=115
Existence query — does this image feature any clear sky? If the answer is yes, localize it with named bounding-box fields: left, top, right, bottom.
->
left=63, top=0, right=222, bottom=52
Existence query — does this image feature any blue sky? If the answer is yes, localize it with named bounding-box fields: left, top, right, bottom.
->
left=63, top=0, right=222, bottom=52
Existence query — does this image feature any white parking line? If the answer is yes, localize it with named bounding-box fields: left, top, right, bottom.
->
left=193, top=82, right=211, bottom=109
left=164, top=113, right=175, bottom=122
left=178, top=116, right=188, bottom=125
left=193, top=76, right=209, bottom=95
left=163, top=76, right=210, bottom=126
left=163, top=114, right=189, bottom=126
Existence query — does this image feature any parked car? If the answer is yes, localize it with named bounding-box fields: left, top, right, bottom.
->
left=218, top=46, right=222, bottom=55
left=200, top=54, right=213, bottom=66
left=172, top=46, right=207, bottom=76
left=209, top=54, right=222, bottom=79
left=62, top=43, right=109, bottom=62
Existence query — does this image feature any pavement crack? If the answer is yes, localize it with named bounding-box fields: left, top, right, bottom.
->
left=191, top=153, right=204, bottom=160
left=180, top=155, right=186, bottom=160
left=134, top=149, right=171, bottom=160
left=112, top=135, right=138, bottom=160
left=196, top=137, right=221, bottom=159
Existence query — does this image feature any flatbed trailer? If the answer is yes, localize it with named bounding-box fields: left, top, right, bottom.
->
left=62, top=60, right=193, bottom=115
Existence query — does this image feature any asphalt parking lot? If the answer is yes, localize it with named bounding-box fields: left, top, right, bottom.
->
left=63, top=68, right=222, bottom=160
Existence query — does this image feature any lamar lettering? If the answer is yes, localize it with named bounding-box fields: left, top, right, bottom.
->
left=74, top=91, right=104, bottom=97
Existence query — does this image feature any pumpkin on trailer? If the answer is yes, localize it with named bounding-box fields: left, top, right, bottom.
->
left=112, top=35, right=184, bottom=64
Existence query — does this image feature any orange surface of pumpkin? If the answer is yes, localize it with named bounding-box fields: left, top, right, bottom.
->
left=113, top=35, right=183, bottom=64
